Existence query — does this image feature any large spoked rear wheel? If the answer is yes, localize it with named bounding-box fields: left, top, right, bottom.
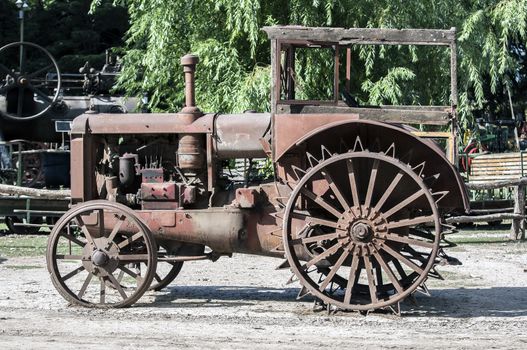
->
left=283, top=151, right=441, bottom=312
left=46, top=200, right=157, bottom=308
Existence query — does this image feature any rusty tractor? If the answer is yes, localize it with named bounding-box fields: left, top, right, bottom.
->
left=46, top=26, right=469, bottom=313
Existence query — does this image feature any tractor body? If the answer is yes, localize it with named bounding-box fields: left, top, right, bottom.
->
left=47, top=26, right=469, bottom=312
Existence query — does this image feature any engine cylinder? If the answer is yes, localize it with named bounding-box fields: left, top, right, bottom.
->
left=119, top=153, right=137, bottom=188
left=178, top=134, right=203, bottom=170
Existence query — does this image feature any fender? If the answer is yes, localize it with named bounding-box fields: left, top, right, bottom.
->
left=276, top=119, right=469, bottom=213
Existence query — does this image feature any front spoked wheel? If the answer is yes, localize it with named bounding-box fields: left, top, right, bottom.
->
left=46, top=200, right=157, bottom=308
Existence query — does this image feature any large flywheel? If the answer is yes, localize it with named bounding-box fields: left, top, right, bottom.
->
left=282, top=145, right=442, bottom=312
left=0, top=41, right=61, bottom=121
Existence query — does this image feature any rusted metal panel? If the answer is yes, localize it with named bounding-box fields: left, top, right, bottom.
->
left=141, top=183, right=178, bottom=201
left=273, top=113, right=360, bottom=160
left=78, top=112, right=214, bottom=135
left=214, top=113, right=271, bottom=159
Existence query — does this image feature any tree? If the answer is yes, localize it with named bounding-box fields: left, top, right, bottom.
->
left=61, top=1, right=527, bottom=127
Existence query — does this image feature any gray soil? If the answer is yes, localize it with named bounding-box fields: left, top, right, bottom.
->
left=1, top=238, right=527, bottom=349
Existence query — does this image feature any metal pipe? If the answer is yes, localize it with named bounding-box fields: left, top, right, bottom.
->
left=180, top=54, right=199, bottom=108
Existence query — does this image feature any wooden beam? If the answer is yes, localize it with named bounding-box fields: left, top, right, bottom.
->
left=0, top=184, right=71, bottom=199
left=511, top=184, right=526, bottom=240
left=262, top=26, right=456, bottom=46
left=446, top=213, right=523, bottom=224
left=466, top=177, right=527, bottom=190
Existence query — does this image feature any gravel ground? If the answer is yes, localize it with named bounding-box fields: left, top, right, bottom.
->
left=0, top=235, right=527, bottom=349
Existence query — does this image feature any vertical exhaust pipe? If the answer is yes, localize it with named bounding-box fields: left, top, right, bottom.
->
left=178, top=54, right=204, bottom=171
left=181, top=54, right=199, bottom=111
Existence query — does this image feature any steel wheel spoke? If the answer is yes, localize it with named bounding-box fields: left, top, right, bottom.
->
left=372, top=249, right=404, bottom=294
left=77, top=273, right=93, bottom=299
left=291, top=211, right=341, bottom=230
left=75, top=215, right=97, bottom=247
left=383, top=189, right=426, bottom=218
left=321, top=168, right=350, bottom=211
left=373, top=171, right=404, bottom=212
left=62, top=266, right=85, bottom=281
left=300, top=187, right=342, bottom=218
left=385, top=215, right=435, bottom=230
left=98, top=210, right=105, bottom=237
left=117, top=270, right=125, bottom=283
left=119, top=264, right=144, bottom=286
left=364, top=256, right=378, bottom=303
left=107, top=273, right=128, bottom=300
left=346, top=159, right=360, bottom=207
left=392, top=259, right=408, bottom=279
left=364, top=159, right=380, bottom=208
left=17, top=87, right=24, bottom=118
left=19, top=44, right=25, bottom=73
left=291, top=232, right=341, bottom=245
left=319, top=250, right=350, bottom=291
left=154, top=273, right=162, bottom=283
left=100, top=278, right=106, bottom=304
left=117, top=231, right=144, bottom=250
left=107, top=214, right=126, bottom=243
left=27, top=64, right=53, bottom=79
left=377, top=243, right=424, bottom=274
left=304, top=242, right=343, bottom=269
left=344, top=253, right=360, bottom=304
left=379, top=232, right=434, bottom=249
left=60, top=233, right=86, bottom=247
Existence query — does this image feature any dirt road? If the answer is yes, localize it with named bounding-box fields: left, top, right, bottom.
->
left=1, top=237, right=527, bottom=349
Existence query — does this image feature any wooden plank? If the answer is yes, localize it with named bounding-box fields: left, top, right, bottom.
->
left=471, top=163, right=524, bottom=167
left=511, top=184, right=526, bottom=240
left=262, top=26, right=456, bottom=46
left=446, top=213, right=523, bottom=224
left=470, top=176, right=521, bottom=181
left=471, top=169, right=524, bottom=174
left=473, top=152, right=525, bottom=159
left=472, top=159, right=526, bottom=164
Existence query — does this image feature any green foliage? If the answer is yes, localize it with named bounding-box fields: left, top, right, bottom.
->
left=85, top=0, right=527, bottom=129
left=362, top=67, right=416, bottom=105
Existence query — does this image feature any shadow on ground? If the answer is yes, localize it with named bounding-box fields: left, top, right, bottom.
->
left=408, top=287, right=527, bottom=318
left=154, top=285, right=527, bottom=317
left=153, top=285, right=302, bottom=308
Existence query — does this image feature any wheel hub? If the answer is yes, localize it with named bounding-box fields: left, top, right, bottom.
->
left=17, top=77, right=28, bottom=86
left=92, top=249, right=110, bottom=266
left=336, top=206, right=389, bottom=255
left=351, top=222, right=372, bottom=241
left=82, top=238, right=120, bottom=276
